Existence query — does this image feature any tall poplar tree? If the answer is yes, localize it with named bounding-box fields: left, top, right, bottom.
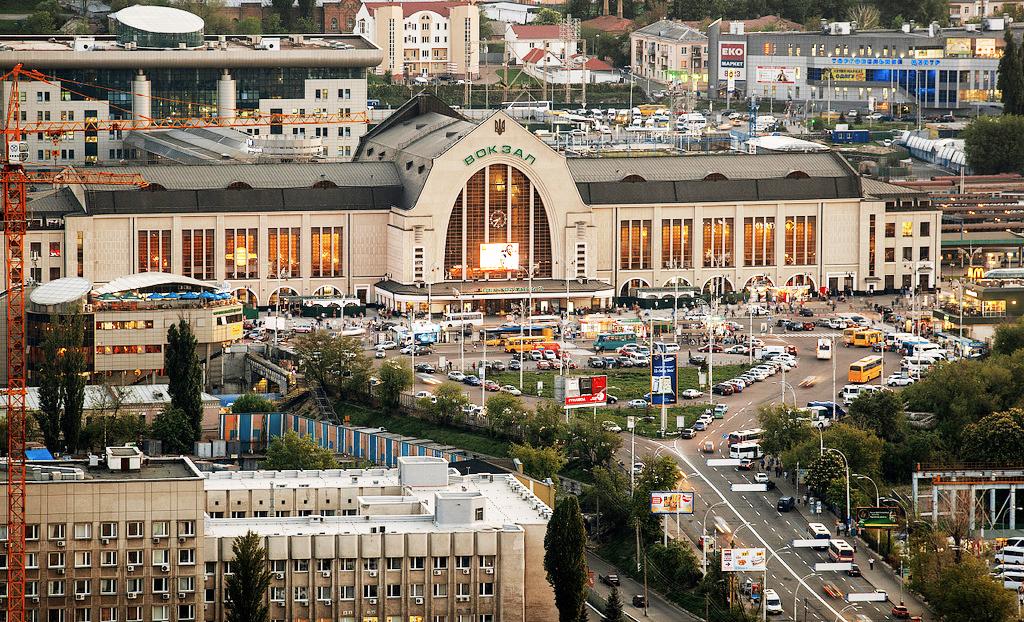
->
left=998, top=29, right=1024, bottom=115
left=543, top=496, right=590, bottom=622
left=60, top=311, right=86, bottom=455
left=224, top=530, right=272, bottom=622
left=165, top=320, right=204, bottom=443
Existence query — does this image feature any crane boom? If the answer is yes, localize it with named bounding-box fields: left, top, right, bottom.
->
left=20, top=110, right=369, bottom=136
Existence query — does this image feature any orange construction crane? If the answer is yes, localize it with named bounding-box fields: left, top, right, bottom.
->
left=2, top=63, right=368, bottom=622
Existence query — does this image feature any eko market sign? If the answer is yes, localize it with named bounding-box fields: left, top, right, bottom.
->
left=464, top=145, right=538, bottom=167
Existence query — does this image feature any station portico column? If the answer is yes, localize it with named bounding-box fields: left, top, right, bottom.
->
left=217, top=70, right=237, bottom=121
left=1011, top=485, right=1017, bottom=531
left=132, top=70, right=151, bottom=120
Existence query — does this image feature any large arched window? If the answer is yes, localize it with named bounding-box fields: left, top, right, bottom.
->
left=443, top=164, right=552, bottom=281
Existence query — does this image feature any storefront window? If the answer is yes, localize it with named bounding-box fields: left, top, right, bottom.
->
left=621, top=220, right=651, bottom=270
left=743, top=217, right=775, bottom=267
left=703, top=218, right=734, bottom=267
left=443, top=164, right=552, bottom=280
left=661, top=219, right=692, bottom=269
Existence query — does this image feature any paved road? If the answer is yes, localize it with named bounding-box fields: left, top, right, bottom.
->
left=587, top=552, right=702, bottom=622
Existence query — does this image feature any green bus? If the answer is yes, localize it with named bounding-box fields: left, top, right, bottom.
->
left=593, top=332, right=638, bottom=352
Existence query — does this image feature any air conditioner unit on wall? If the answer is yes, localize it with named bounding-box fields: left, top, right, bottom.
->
left=485, top=568, right=494, bottom=574
left=433, top=569, right=442, bottom=576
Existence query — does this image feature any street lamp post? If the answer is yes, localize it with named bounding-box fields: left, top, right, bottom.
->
left=760, top=545, right=793, bottom=621
left=854, top=473, right=880, bottom=506
left=453, top=288, right=464, bottom=372
left=836, top=604, right=860, bottom=622
left=702, top=500, right=728, bottom=574
left=793, top=572, right=819, bottom=621
left=825, top=447, right=851, bottom=534
left=773, top=380, right=796, bottom=406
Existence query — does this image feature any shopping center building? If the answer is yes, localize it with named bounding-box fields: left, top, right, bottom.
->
left=11, top=94, right=940, bottom=317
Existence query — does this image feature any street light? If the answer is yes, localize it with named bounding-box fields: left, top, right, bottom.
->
left=793, top=572, right=820, bottom=621
left=854, top=473, right=880, bottom=507
left=825, top=447, right=851, bottom=534
left=760, top=545, right=794, bottom=621
left=702, top=500, right=728, bottom=574
left=836, top=604, right=860, bottom=622
left=772, top=380, right=796, bottom=406
left=453, top=288, right=464, bottom=372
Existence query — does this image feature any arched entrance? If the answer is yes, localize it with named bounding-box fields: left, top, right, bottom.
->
left=620, top=278, right=650, bottom=297
left=232, top=288, right=258, bottom=307
left=702, top=276, right=734, bottom=296
left=269, top=287, right=299, bottom=308
left=443, top=163, right=554, bottom=282
left=785, top=274, right=816, bottom=289
left=313, top=285, right=341, bottom=297
left=663, top=276, right=692, bottom=287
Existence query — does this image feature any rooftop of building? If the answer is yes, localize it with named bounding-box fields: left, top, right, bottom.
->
left=581, top=15, right=635, bottom=34
left=110, top=5, right=204, bottom=34
left=722, top=22, right=1024, bottom=41
left=632, top=19, right=707, bottom=43
left=361, top=1, right=474, bottom=17
left=508, top=24, right=565, bottom=39
left=0, top=383, right=221, bottom=413
left=1, top=456, right=204, bottom=483
left=691, top=15, right=804, bottom=32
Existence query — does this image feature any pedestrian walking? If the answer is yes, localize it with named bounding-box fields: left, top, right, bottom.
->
left=853, top=540, right=858, bottom=553
left=869, top=558, right=874, bottom=570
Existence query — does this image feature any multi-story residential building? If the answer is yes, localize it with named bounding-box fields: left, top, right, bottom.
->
left=0, top=453, right=557, bottom=622
left=218, top=0, right=363, bottom=34
left=707, top=18, right=1012, bottom=111
left=504, top=24, right=581, bottom=64
left=0, top=8, right=382, bottom=166
left=947, top=0, right=1024, bottom=24
left=354, top=1, right=479, bottom=79
left=630, top=20, right=709, bottom=86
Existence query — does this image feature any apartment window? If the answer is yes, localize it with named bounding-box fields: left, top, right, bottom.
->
left=100, top=550, right=117, bottom=567
left=902, top=221, right=914, bottom=237
left=48, top=580, right=66, bottom=597
left=74, top=580, right=91, bottom=596
left=153, top=522, right=169, bottom=538
left=178, top=577, right=195, bottom=593
left=100, top=522, right=117, bottom=539
left=126, top=607, right=142, bottom=622
left=270, top=587, right=285, bottom=602
left=364, top=559, right=379, bottom=571
left=26, top=524, right=39, bottom=540
left=150, top=606, right=169, bottom=622
left=268, top=559, right=285, bottom=573
left=661, top=218, right=693, bottom=268
left=48, top=610, right=66, bottom=622
left=152, top=550, right=169, bottom=566
left=703, top=218, right=735, bottom=267
left=340, top=558, right=357, bottom=571
left=74, top=609, right=90, bottom=622
left=26, top=580, right=39, bottom=597
left=409, top=557, right=425, bottom=570
left=150, top=578, right=168, bottom=594
left=48, top=552, right=65, bottom=568
left=127, top=522, right=144, bottom=538
left=479, top=556, right=495, bottom=568
left=127, top=578, right=142, bottom=594
left=225, top=227, right=258, bottom=279
left=100, top=611, right=117, bottom=622
left=885, top=222, right=895, bottom=238
left=433, top=584, right=448, bottom=598
left=783, top=216, right=816, bottom=266
left=26, top=553, right=38, bottom=569
left=181, top=229, right=215, bottom=280
left=73, top=551, right=91, bottom=568
left=73, top=523, right=92, bottom=540
left=456, top=584, right=471, bottom=598
left=619, top=220, right=652, bottom=269
left=479, top=616, right=494, bottom=622
left=178, top=549, right=195, bottom=565
left=433, top=557, right=449, bottom=570
left=386, top=557, right=402, bottom=571
left=48, top=524, right=66, bottom=540
left=311, top=226, right=344, bottom=277
left=231, top=511, right=246, bottom=519
left=127, top=550, right=144, bottom=565
left=294, top=586, right=309, bottom=602
left=920, top=221, right=930, bottom=236
left=387, top=584, right=402, bottom=598
left=885, top=248, right=895, bottom=262
left=920, top=246, right=930, bottom=260
left=177, top=605, right=195, bottom=621
left=137, top=229, right=171, bottom=273
left=743, top=217, right=776, bottom=267
left=339, top=585, right=355, bottom=600
left=317, top=559, right=332, bottom=572
left=455, top=556, right=471, bottom=570
left=363, top=585, right=378, bottom=599
left=0, top=553, right=6, bottom=569
left=410, top=583, right=425, bottom=598
left=177, top=521, right=195, bottom=537
left=902, top=247, right=913, bottom=261
left=294, top=559, right=309, bottom=572
left=479, top=583, right=494, bottom=597
left=317, top=586, right=332, bottom=602
left=268, top=227, right=300, bottom=278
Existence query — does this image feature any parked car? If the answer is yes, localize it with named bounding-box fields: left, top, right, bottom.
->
left=711, top=383, right=734, bottom=396
left=681, top=428, right=697, bottom=438
left=464, top=375, right=481, bottom=386
left=414, top=363, right=435, bottom=373
left=374, top=349, right=386, bottom=359
left=588, top=356, right=606, bottom=368
left=508, top=359, right=522, bottom=371
left=491, top=361, right=506, bottom=372
left=606, top=395, right=619, bottom=404
left=483, top=379, right=500, bottom=392
left=447, top=371, right=466, bottom=381
left=724, top=345, right=749, bottom=354
left=536, top=360, right=551, bottom=370
left=601, top=574, right=620, bottom=587
left=602, top=421, right=622, bottom=433
left=627, top=399, right=650, bottom=408
left=681, top=389, right=703, bottom=399
left=698, top=343, right=723, bottom=353
left=798, top=308, right=814, bottom=317
left=693, top=421, right=707, bottom=431
left=632, top=595, right=647, bottom=608
left=500, top=385, right=522, bottom=396
left=378, top=340, right=398, bottom=350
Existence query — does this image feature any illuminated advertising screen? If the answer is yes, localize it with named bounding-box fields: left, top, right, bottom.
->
left=976, top=38, right=998, bottom=57
left=556, top=375, right=608, bottom=408
left=945, top=38, right=972, bottom=56
left=831, top=69, right=865, bottom=82
left=479, top=243, right=520, bottom=271
left=651, top=354, right=677, bottom=405
left=756, top=66, right=796, bottom=84
left=650, top=491, right=694, bottom=515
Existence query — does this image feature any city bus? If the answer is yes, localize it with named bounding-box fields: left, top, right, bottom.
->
left=481, top=325, right=552, bottom=347
left=808, top=523, right=831, bottom=549
left=852, top=329, right=883, bottom=347
left=828, top=539, right=855, bottom=563
left=848, top=355, right=883, bottom=383
left=593, top=332, right=638, bottom=352
left=442, top=311, right=484, bottom=328
left=816, top=338, right=832, bottom=360
left=727, top=428, right=763, bottom=447
left=729, top=442, right=763, bottom=460
left=505, top=335, right=546, bottom=353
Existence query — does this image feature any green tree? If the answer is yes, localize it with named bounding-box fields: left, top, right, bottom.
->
left=82, top=412, right=148, bottom=450
left=22, top=10, right=58, bottom=34
left=479, top=11, right=494, bottom=41
left=604, top=586, right=624, bottom=622
left=165, top=320, right=204, bottom=443
left=261, top=12, right=284, bottom=33
left=270, top=0, right=292, bottom=27
left=544, top=496, right=589, bottom=622
left=993, top=316, right=1024, bottom=355
left=151, top=406, right=194, bottom=454
left=420, top=382, right=469, bottom=424
left=567, top=0, right=594, bottom=19
left=582, top=464, right=630, bottom=537
left=999, top=29, right=1024, bottom=116
left=522, top=401, right=566, bottom=447
left=378, top=358, right=413, bottom=407
left=962, top=115, right=1024, bottom=174
left=881, top=429, right=948, bottom=483
left=566, top=418, right=622, bottom=467
left=962, top=408, right=1024, bottom=463
left=647, top=541, right=701, bottom=594
left=757, top=404, right=812, bottom=458
left=630, top=456, right=680, bottom=541
left=263, top=431, right=338, bottom=470
left=804, top=450, right=845, bottom=499
left=294, top=332, right=373, bottom=398
left=224, top=530, right=272, bottom=622
left=232, top=392, right=278, bottom=414
left=60, top=311, right=86, bottom=455
left=848, top=389, right=907, bottom=444
left=510, top=442, right=567, bottom=481
left=928, top=556, right=1016, bottom=622
left=534, top=8, right=563, bottom=24
left=35, top=318, right=64, bottom=455
left=236, top=16, right=262, bottom=34
left=486, top=393, right=529, bottom=434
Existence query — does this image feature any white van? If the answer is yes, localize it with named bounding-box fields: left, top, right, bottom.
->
left=901, top=356, right=935, bottom=375
left=764, top=589, right=783, bottom=614
left=910, top=342, right=940, bottom=357
left=840, top=384, right=880, bottom=405
left=918, top=349, right=952, bottom=363
left=995, top=546, right=1024, bottom=565
left=885, top=332, right=914, bottom=348
left=760, top=345, right=785, bottom=359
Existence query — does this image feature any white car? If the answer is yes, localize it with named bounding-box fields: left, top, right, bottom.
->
left=374, top=349, right=386, bottom=359
left=529, top=350, right=543, bottom=361
left=542, top=349, right=557, bottom=360
left=886, top=373, right=916, bottom=387
left=681, top=389, right=703, bottom=399
left=602, top=421, right=622, bottom=433
left=378, top=340, right=398, bottom=350
left=500, top=385, right=522, bottom=396
left=414, top=390, right=430, bottom=399
left=448, top=371, right=466, bottom=382
left=754, top=472, right=770, bottom=484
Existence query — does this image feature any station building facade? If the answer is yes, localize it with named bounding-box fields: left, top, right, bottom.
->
left=11, top=94, right=940, bottom=317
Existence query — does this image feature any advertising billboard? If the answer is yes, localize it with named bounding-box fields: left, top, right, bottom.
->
left=650, top=491, right=694, bottom=515
left=756, top=66, right=797, bottom=84
left=976, top=38, right=998, bottom=57
left=945, top=38, right=972, bottom=56
left=650, top=354, right=677, bottom=405
left=555, top=374, right=608, bottom=408
left=721, top=548, right=767, bottom=572
left=479, top=243, right=520, bottom=271
left=718, top=41, right=745, bottom=80
left=831, top=68, right=865, bottom=82
left=855, top=506, right=903, bottom=529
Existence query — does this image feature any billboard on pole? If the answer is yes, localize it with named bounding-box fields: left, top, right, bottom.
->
left=855, top=506, right=903, bottom=529
left=555, top=375, right=608, bottom=408
left=721, top=548, right=766, bottom=572
left=650, top=491, right=694, bottom=515
left=651, top=354, right=677, bottom=405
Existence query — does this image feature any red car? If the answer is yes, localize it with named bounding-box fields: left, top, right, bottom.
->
left=483, top=380, right=500, bottom=392
left=892, top=604, right=910, bottom=619
left=536, top=360, right=551, bottom=370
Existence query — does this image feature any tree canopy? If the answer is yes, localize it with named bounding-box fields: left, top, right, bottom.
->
left=294, top=331, right=373, bottom=399
left=993, top=316, right=1024, bottom=356
left=377, top=358, right=414, bottom=408
left=166, top=320, right=204, bottom=443
left=225, top=530, right=272, bottom=622
left=544, top=496, right=589, bottom=622
left=962, top=115, right=1024, bottom=174
left=231, top=392, right=278, bottom=414
left=998, top=29, right=1024, bottom=116
left=510, top=442, right=567, bottom=481
left=264, top=431, right=338, bottom=470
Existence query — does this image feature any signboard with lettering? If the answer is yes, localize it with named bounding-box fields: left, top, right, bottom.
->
left=756, top=66, right=797, bottom=84
left=945, top=38, right=972, bottom=56
left=721, top=548, right=766, bottom=571
left=831, top=69, right=865, bottom=82
left=718, top=41, right=746, bottom=79
left=976, top=38, right=998, bottom=57
left=651, top=354, right=677, bottom=405
left=555, top=374, right=608, bottom=408
left=855, top=506, right=903, bottom=529
left=650, top=491, right=694, bottom=515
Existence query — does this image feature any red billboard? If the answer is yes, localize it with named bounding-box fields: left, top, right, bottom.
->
left=720, top=41, right=746, bottom=66
left=564, top=375, right=608, bottom=407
